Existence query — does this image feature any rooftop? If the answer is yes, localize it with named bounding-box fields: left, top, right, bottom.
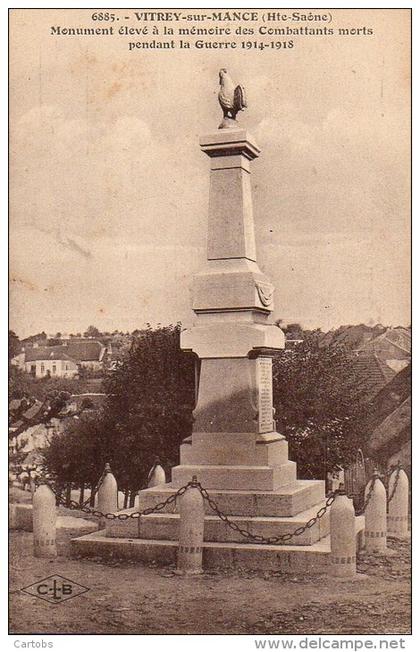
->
left=24, top=340, right=104, bottom=363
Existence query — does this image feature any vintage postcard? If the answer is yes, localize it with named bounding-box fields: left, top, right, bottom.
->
left=8, top=5, right=412, bottom=645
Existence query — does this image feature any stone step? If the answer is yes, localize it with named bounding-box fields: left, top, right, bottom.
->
left=171, top=460, right=296, bottom=491
left=136, top=479, right=325, bottom=517
left=71, top=530, right=332, bottom=573
left=107, top=501, right=330, bottom=546
left=180, top=432, right=289, bottom=467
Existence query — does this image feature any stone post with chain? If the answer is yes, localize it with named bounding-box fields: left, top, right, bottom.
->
left=364, top=469, right=387, bottom=552
left=176, top=477, right=205, bottom=575
left=329, top=485, right=356, bottom=577
left=97, top=462, right=118, bottom=530
left=33, top=483, right=57, bottom=558
left=387, top=465, right=409, bottom=538
left=147, top=457, right=166, bottom=488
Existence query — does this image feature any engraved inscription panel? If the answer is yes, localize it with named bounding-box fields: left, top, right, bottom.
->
left=257, top=357, right=273, bottom=433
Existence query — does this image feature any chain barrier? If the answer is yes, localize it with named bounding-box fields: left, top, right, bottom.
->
left=35, top=466, right=402, bottom=543
left=359, top=473, right=376, bottom=514
left=354, top=464, right=403, bottom=515
left=194, top=482, right=338, bottom=545
left=35, top=476, right=191, bottom=521
left=35, top=476, right=338, bottom=544
left=76, top=476, right=105, bottom=509
left=83, top=471, right=107, bottom=508
left=33, top=462, right=406, bottom=547
left=45, top=474, right=106, bottom=510
left=386, top=464, right=401, bottom=506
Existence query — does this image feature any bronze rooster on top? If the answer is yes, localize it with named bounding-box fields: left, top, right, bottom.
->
left=218, top=68, right=247, bottom=129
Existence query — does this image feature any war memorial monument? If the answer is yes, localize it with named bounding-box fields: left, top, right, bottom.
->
left=73, top=70, right=342, bottom=571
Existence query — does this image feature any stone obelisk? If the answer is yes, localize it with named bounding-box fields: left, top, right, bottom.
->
left=173, top=69, right=290, bottom=491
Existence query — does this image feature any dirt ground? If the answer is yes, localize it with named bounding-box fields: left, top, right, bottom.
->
left=9, top=522, right=411, bottom=636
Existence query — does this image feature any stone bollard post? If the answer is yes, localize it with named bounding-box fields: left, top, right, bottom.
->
left=97, top=463, right=118, bottom=530
left=33, top=483, right=57, bottom=558
left=177, top=477, right=205, bottom=575
left=365, top=470, right=387, bottom=552
left=387, top=466, right=409, bottom=537
left=9, top=503, right=17, bottom=529
left=147, top=457, right=166, bottom=488
left=330, top=486, right=356, bottom=578
left=29, top=473, right=36, bottom=496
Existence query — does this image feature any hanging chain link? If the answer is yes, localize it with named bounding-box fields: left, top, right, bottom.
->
left=35, top=476, right=191, bottom=520
left=355, top=464, right=404, bottom=516
left=360, top=473, right=376, bottom=513
left=194, top=481, right=337, bottom=545
left=387, top=464, right=401, bottom=505
left=49, top=473, right=107, bottom=510
left=80, top=472, right=107, bottom=508
left=358, top=464, right=402, bottom=511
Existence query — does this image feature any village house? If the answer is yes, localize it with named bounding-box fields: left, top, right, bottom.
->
left=11, top=339, right=107, bottom=378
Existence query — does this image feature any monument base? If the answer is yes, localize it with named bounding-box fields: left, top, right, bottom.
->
left=70, top=475, right=365, bottom=572
left=71, top=516, right=365, bottom=573
left=71, top=531, right=331, bottom=573
left=103, top=478, right=328, bottom=543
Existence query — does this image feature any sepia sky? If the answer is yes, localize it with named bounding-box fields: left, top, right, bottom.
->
left=9, top=9, right=410, bottom=338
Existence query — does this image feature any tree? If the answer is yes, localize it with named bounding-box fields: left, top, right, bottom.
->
left=274, top=321, right=314, bottom=341
left=9, top=364, right=31, bottom=400
left=9, top=330, right=21, bottom=360
left=283, top=323, right=305, bottom=341
left=84, top=325, right=101, bottom=338
left=102, top=323, right=196, bottom=491
left=9, top=373, right=80, bottom=402
left=77, top=365, right=104, bottom=380
left=42, top=415, right=105, bottom=490
left=22, top=331, right=47, bottom=345
left=46, top=338, right=60, bottom=346
left=42, top=324, right=196, bottom=493
left=273, top=335, right=370, bottom=481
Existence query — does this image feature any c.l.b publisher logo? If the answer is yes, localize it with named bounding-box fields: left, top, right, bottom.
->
left=21, top=574, right=89, bottom=604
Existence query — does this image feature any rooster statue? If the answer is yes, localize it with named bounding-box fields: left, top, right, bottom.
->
left=218, top=68, right=247, bottom=129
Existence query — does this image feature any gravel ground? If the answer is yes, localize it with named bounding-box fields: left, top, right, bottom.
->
left=9, top=524, right=411, bottom=635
